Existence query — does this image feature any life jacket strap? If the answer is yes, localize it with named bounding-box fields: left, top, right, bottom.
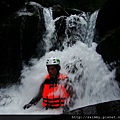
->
left=43, top=97, right=65, bottom=109
left=43, top=97, right=65, bottom=101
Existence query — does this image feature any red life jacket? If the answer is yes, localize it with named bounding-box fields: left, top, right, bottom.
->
left=42, top=74, right=69, bottom=108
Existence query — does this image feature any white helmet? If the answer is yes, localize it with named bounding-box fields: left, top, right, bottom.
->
left=46, top=57, right=60, bottom=66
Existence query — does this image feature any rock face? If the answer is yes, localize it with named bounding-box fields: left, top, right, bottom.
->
left=67, top=100, right=120, bottom=115
left=0, top=0, right=25, bottom=19
left=34, top=0, right=106, bottom=13
left=95, top=0, right=120, bottom=39
left=0, top=2, right=46, bottom=87
left=95, top=0, right=120, bottom=83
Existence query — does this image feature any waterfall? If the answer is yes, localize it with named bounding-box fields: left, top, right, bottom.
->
left=61, top=10, right=98, bottom=49
left=85, top=10, right=99, bottom=47
left=0, top=2, right=120, bottom=114
left=43, top=7, right=55, bottom=52
left=63, top=13, right=88, bottom=48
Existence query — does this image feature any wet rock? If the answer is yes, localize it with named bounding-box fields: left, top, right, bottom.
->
left=67, top=100, right=120, bottom=115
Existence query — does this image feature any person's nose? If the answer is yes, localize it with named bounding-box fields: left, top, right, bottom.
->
left=48, top=68, right=53, bottom=73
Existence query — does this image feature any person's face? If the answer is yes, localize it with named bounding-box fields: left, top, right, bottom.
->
left=47, top=66, right=58, bottom=78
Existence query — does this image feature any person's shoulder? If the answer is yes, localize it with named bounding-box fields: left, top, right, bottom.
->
left=42, top=74, right=51, bottom=84
left=45, top=74, right=50, bottom=79
left=58, top=73, right=68, bottom=80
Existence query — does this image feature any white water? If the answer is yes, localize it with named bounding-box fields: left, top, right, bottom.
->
left=43, top=7, right=55, bottom=52
left=0, top=41, right=120, bottom=115
left=0, top=3, right=120, bottom=115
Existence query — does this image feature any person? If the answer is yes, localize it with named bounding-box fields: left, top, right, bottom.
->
left=23, top=57, right=75, bottom=113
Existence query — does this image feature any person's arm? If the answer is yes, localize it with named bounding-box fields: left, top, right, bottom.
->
left=23, top=83, right=44, bottom=109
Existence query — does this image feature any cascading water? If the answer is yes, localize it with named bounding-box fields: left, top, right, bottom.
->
left=0, top=2, right=120, bottom=114
left=43, top=7, right=55, bottom=52
left=63, top=13, right=88, bottom=49
left=85, top=10, right=99, bottom=47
